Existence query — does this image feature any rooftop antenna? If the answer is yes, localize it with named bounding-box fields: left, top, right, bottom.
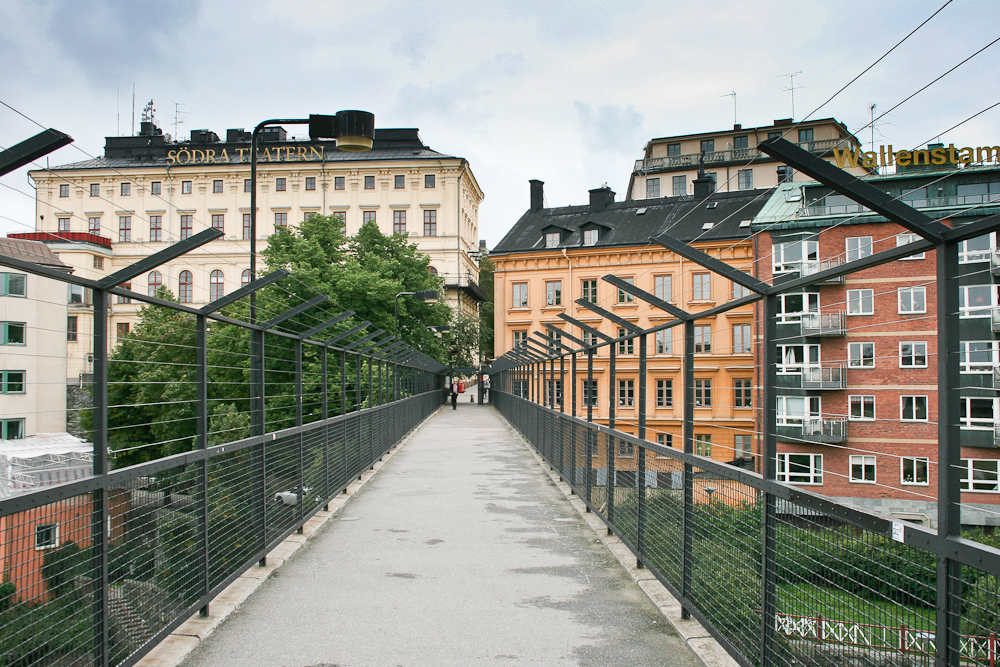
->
left=172, top=102, right=188, bottom=141
left=142, top=99, right=155, bottom=125
left=116, top=77, right=120, bottom=136
left=721, top=90, right=737, bottom=126
left=131, top=82, right=136, bottom=136
left=778, top=70, right=804, bottom=120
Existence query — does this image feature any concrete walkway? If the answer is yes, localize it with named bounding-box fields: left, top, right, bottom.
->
left=179, top=403, right=705, bottom=667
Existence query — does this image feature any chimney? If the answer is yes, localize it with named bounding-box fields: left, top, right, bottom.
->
left=693, top=173, right=716, bottom=199
left=589, top=186, right=615, bottom=211
left=529, top=179, right=544, bottom=212
left=734, top=123, right=742, bottom=131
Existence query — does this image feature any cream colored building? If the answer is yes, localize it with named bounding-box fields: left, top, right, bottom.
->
left=0, top=239, right=69, bottom=437
left=628, top=117, right=873, bottom=200
left=25, top=121, right=485, bottom=380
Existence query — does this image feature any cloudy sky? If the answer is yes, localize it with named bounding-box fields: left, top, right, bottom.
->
left=0, top=0, right=997, bottom=246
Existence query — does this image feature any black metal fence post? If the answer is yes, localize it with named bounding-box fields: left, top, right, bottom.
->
left=197, top=313, right=210, bottom=616
left=255, top=328, right=267, bottom=566
left=607, top=343, right=616, bottom=533
left=90, top=286, right=110, bottom=667
left=586, top=347, right=594, bottom=509
left=760, top=294, right=779, bottom=667
left=637, top=332, right=647, bottom=568
left=295, top=339, right=304, bottom=530
left=682, top=319, right=694, bottom=619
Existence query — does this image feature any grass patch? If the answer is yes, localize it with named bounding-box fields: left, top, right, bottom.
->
left=779, top=582, right=935, bottom=631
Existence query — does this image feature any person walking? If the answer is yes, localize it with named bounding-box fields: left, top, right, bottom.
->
left=483, top=377, right=490, bottom=403
left=451, top=381, right=459, bottom=410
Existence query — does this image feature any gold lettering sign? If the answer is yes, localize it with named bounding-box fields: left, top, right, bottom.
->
left=166, top=146, right=331, bottom=165
left=833, top=144, right=1000, bottom=169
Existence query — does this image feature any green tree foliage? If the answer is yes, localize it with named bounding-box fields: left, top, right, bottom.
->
left=40, top=540, right=88, bottom=599
left=478, top=255, right=494, bottom=363
left=446, top=312, right=480, bottom=369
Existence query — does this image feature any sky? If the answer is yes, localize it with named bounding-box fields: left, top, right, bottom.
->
left=0, top=0, right=998, bottom=247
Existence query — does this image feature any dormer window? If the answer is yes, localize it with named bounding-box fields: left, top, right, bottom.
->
left=545, top=232, right=560, bottom=248
left=583, top=229, right=598, bottom=246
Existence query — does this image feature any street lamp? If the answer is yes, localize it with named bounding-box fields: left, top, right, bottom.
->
left=395, top=290, right=439, bottom=338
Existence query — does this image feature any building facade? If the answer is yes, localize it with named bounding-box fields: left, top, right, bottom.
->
left=23, top=119, right=485, bottom=382
left=492, top=180, right=772, bottom=467
left=753, top=163, right=1000, bottom=528
left=628, top=118, right=873, bottom=201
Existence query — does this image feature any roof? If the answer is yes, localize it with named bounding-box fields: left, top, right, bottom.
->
left=0, top=238, right=72, bottom=270
left=492, top=188, right=775, bottom=255
left=646, top=118, right=854, bottom=146
left=0, top=432, right=92, bottom=460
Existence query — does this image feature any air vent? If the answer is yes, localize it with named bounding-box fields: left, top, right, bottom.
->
left=636, top=207, right=647, bottom=215
left=739, top=220, right=752, bottom=228
left=786, top=194, right=802, bottom=202
left=706, top=202, right=718, bottom=209
left=702, top=222, right=715, bottom=230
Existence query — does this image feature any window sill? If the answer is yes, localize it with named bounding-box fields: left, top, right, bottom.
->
left=901, top=482, right=930, bottom=487
left=541, top=306, right=565, bottom=311
left=507, top=307, right=531, bottom=313
left=612, top=303, right=638, bottom=308
left=849, top=480, right=877, bottom=484
left=688, top=300, right=716, bottom=306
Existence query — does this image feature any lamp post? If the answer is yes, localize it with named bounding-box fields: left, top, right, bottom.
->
left=394, top=290, right=439, bottom=338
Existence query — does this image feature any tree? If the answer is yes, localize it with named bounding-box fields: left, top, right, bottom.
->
left=446, top=313, right=480, bottom=369
left=478, top=255, right=494, bottom=363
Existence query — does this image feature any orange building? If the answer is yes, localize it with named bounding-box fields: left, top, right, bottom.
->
left=491, top=180, right=773, bottom=467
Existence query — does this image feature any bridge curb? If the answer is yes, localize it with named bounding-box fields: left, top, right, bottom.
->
left=133, top=404, right=448, bottom=667
left=492, top=407, right=741, bottom=667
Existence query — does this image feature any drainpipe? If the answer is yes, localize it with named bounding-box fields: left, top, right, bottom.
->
left=561, top=248, right=572, bottom=307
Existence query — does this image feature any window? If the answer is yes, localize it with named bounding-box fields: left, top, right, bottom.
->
left=960, top=341, right=997, bottom=373
left=150, top=181, right=161, bottom=195
left=959, top=285, right=996, bottom=318
left=733, top=323, right=751, bottom=354
left=658, top=433, right=673, bottom=448
left=178, top=270, right=193, bottom=303
left=694, top=379, right=711, bottom=407
left=692, top=273, right=711, bottom=300
left=90, top=183, right=100, bottom=197
left=544, top=232, right=560, bottom=248
left=618, top=380, right=634, bottom=407
left=93, top=255, right=103, bottom=270
left=148, top=271, right=162, bottom=297
left=733, top=280, right=752, bottom=299
left=35, top=524, right=58, bottom=550
left=798, top=128, right=814, bottom=143
left=393, top=210, right=406, bottom=235
left=583, top=229, right=599, bottom=246
left=141, top=215, right=159, bottom=242
left=655, top=329, right=671, bottom=354
left=118, top=216, right=131, bottom=242
left=512, top=283, right=528, bottom=308
left=512, top=330, right=527, bottom=348
left=305, top=176, right=316, bottom=191
left=242, top=213, right=252, bottom=240
left=1, top=418, right=23, bottom=440
left=773, top=240, right=818, bottom=273
left=959, top=459, right=1000, bottom=492
left=695, top=435, right=711, bottom=457
left=618, top=439, right=634, bottom=457
left=546, top=331, right=563, bottom=353
left=672, top=175, right=687, bottom=196
left=121, top=182, right=130, bottom=196
left=768, top=131, right=782, bottom=140
left=0, top=322, right=25, bottom=345
left=898, top=286, right=926, bottom=314
left=582, top=279, right=598, bottom=303
left=428, top=266, right=438, bottom=276
left=334, top=176, right=345, bottom=190
left=847, top=289, right=874, bottom=315
left=275, top=212, right=288, bottom=228
left=694, top=325, right=711, bottom=353
left=778, top=453, right=823, bottom=484
left=778, top=344, right=820, bottom=373
left=667, top=143, right=681, bottom=156
left=896, top=233, right=925, bottom=260
left=89, top=216, right=101, bottom=234
left=213, top=179, right=224, bottom=193
left=846, top=236, right=873, bottom=262
left=212, top=214, right=224, bottom=232
left=0, top=371, right=25, bottom=394
left=617, top=329, right=634, bottom=355
left=849, top=395, right=876, bottom=420
left=180, top=214, right=193, bottom=240
left=656, top=379, right=673, bottom=407
left=242, top=269, right=252, bottom=288
left=848, top=342, right=874, bottom=368
left=58, top=217, right=70, bottom=232
left=777, top=395, right=820, bottom=426
left=68, top=284, right=86, bottom=304
left=545, top=281, right=562, bottom=306
left=425, top=174, right=435, bottom=188
left=901, top=395, right=928, bottom=422
left=777, top=166, right=793, bottom=183
left=734, top=135, right=749, bottom=150
left=850, top=455, right=876, bottom=483
left=959, top=233, right=993, bottom=263
left=583, top=331, right=599, bottom=347
left=735, top=434, right=751, bottom=458
left=361, top=175, right=374, bottom=190
left=0, top=273, right=26, bottom=297
left=116, top=322, right=130, bottom=341
left=181, top=181, right=192, bottom=194
left=737, top=169, right=753, bottom=190
left=423, top=210, right=436, bottom=236
left=654, top=275, right=672, bottom=301
left=617, top=277, right=635, bottom=303
left=646, top=178, right=660, bottom=198
left=900, top=341, right=928, bottom=368
left=67, top=316, right=77, bottom=342
left=734, top=379, right=752, bottom=407
left=902, top=457, right=929, bottom=485
left=58, top=183, right=69, bottom=197
left=700, top=139, right=715, bottom=153
left=582, top=380, right=598, bottom=407
left=244, top=179, right=252, bottom=193
left=210, top=270, right=225, bottom=301
left=273, top=177, right=287, bottom=192
left=391, top=174, right=404, bottom=189
left=116, top=282, right=131, bottom=304
left=546, top=380, right=563, bottom=407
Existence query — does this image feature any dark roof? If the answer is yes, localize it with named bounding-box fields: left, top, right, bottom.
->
left=0, top=238, right=72, bottom=270
left=491, top=188, right=774, bottom=255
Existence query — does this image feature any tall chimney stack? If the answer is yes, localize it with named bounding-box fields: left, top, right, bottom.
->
left=589, top=186, right=615, bottom=211
left=529, top=179, right=544, bottom=212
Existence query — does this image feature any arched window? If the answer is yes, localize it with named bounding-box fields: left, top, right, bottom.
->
left=210, top=270, right=225, bottom=302
left=148, top=270, right=162, bottom=297
left=242, top=269, right=252, bottom=288
left=178, top=270, right=193, bottom=303
left=428, top=266, right=438, bottom=276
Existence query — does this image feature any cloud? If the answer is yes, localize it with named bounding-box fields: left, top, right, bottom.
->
left=574, top=102, right=645, bottom=156
left=391, top=31, right=437, bottom=70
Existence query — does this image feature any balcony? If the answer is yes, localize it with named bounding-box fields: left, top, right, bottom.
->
left=801, top=365, right=846, bottom=390
left=992, top=309, right=1000, bottom=333
left=633, top=139, right=857, bottom=175
left=800, top=312, right=846, bottom=337
left=994, top=367, right=1000, bottom=390
left=801, top=417, right=848, bottom=444
left=991, top=251, right=1000, bottom=276
left=799, top=259, right=845, bottom=284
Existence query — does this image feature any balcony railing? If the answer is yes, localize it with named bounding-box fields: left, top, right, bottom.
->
left=800, top=312, right=846, bottom=337
left=799, top=259, right=846, bottom=283
left=801, top=365, right=846, bottom=390
left=992, top=309, right=1000, bottom=333
left=633, top=139, right=856, bottom=175
left=990, top=251, right=1000, bottom=276
left=994, top=367, right=1000, bottom=390
left=801, top=417, right=848, bottom=444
